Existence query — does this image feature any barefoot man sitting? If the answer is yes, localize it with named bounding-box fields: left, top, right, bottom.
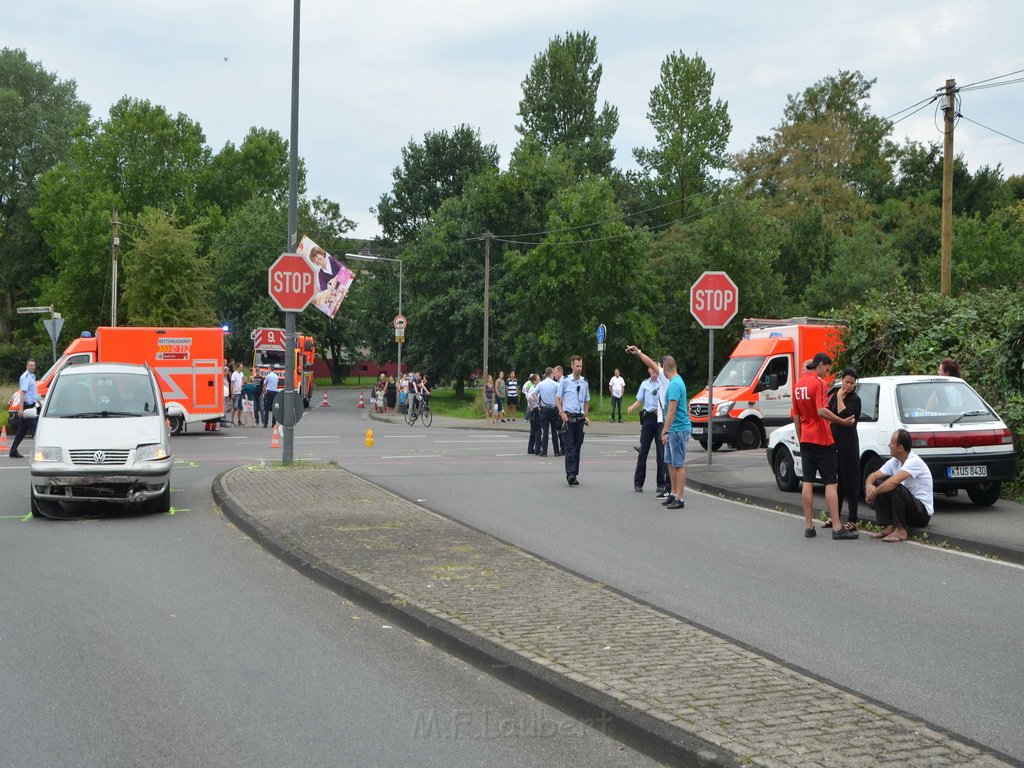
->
left=865, top=428, right=934, bottom=542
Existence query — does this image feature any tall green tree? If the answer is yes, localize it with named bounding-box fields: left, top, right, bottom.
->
left=121, top=208, right=216, bottom=326
left=0, top=48, right=89, bottom=341
left=633, top=51, right=731, bottom=221
left=515, top=31, right=619, bottom=176
left=33, top=97, right=211, bottom=333
left=374, top=124, right=499, bottom=243
left=197, top=127, right=296, bottom=216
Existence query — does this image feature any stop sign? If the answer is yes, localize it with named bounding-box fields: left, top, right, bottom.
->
left=268, top=253, right=316, bottom=312
left=690, top=271, right=739, bottom=329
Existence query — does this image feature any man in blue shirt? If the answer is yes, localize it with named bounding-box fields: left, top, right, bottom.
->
left=628, top=346, right=691, bottom=508
left=627, top=363, right=668, bottom=494
left=9, top=358, right=38, bottom=459
left=557, top=355, right=591, bottom=486
left=528, top=368, right=560, bottom=457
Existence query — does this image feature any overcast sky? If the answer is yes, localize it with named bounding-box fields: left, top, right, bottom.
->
left=8, top=1, right=1024, bottom=240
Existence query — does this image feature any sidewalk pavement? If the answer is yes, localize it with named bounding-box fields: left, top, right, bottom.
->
left=213, top=413, right=1020, bottom=767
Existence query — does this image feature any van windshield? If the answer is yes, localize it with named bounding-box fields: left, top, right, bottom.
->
left=47, top=372, right=159, bottom=418
left=714, top=357, right=765, bottom=388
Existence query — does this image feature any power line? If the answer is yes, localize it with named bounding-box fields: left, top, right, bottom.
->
left=958, top=68, right=1024, bottom=90
left=958, top=114, right=1024, bottom=147
left=959, top=76, right=1024, bottom=93
left=884, top=95, right=938, bottom=123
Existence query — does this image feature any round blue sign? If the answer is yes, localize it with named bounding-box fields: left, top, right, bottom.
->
left=596, top=323, right=607, bottom=343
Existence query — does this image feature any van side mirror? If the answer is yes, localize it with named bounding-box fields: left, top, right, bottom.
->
left=755, top=374, right=779, bottom=393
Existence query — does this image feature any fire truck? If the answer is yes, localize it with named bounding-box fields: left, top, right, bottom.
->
left=250, top=328, right=316, bottom=407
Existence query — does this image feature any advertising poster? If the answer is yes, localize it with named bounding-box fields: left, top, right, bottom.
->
left=295, top=235, right=355, bottom=319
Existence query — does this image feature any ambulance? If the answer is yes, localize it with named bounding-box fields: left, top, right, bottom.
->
left=7, top=326, right=225, bottom=435
left=688, top=318, right=846, bottom=451
left=250, top=328, right=316, bottom=407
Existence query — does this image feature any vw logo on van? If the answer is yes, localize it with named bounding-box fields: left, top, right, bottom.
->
left=93, top=451, right=106, bottom=464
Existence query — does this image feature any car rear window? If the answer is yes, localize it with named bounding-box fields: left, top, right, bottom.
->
left=895, top=381, right=992, bottom=424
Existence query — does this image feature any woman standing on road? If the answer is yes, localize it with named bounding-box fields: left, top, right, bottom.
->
left=828, top=367, right=862, bottom=530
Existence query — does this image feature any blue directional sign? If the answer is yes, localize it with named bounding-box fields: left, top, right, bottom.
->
left=596, top=323, right=607, bottom=343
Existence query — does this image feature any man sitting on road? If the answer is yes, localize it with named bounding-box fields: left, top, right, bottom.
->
left=865, top=428, right=934, bottom=542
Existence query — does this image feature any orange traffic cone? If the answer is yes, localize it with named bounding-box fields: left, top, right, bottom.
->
left=321, top=390, right=330, bottom=407
left=357, top=391, right=365, bottom=409
left=270, top=424, right=281, bottom=448
left=0, top=424, right=8, bottom=453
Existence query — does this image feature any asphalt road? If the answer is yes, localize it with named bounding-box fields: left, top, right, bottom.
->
left=0, top=429, right=662, bottom=768
left=311, top=404, right=1024, bottom=762
left=5, top=402, right=1023, bottom=763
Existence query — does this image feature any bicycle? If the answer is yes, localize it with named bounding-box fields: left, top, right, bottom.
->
left=405, top=395, right=432, bottom=427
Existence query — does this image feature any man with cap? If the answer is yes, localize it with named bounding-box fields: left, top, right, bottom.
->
left=793, top=352, right=859, bottom=539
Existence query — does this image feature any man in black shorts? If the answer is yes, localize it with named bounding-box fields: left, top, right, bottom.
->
left=792, top=353, right=858, bottom=540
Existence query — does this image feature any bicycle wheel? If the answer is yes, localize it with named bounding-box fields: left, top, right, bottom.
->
left=421, top=405, right=432, bottom=427
left=405, top=404, right=417, bottom=426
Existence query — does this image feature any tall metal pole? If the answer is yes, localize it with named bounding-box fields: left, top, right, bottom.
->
left=707, top=329, right=714, bottom=465
left=940, top=78, right=955, bottom=297
left=283, top=0, right=301, bottom=465
left=482, top=233, right=492, bottom=406
left=111, top=209, right=119, bottom=327
left=397, top=260, right=403, bottom=376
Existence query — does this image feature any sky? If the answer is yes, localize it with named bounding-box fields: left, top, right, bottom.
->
left=7, top=1, right=1024, bottom=240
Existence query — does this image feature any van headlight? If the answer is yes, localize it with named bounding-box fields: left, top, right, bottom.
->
left=136, top=443, right=169, bottom=461
left=33, top=446, right=63, bottom=462
left=715, top=402, right=733, bottom=417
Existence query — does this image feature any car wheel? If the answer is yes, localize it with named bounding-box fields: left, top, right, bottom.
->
left=30, top=491, right=59, bottom=519
left=167, top=413, right=184, bottom=435
left=735, top=420, right=762, bottom=450
left=966, top=481, right=1001, bottom=507
left=145, top=485, right=171, bottom=515
left=773, top=446, right=799, bottom=492
left=696, top=440, right=723, bottom=451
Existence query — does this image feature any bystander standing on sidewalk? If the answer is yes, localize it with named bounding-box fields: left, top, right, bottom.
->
left=608, top=368, right=625, bottom=423
left=506, top=370, right=519, bottom=419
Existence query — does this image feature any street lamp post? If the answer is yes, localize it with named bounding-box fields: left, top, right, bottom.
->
left=345, top=253, right=403, bottom=375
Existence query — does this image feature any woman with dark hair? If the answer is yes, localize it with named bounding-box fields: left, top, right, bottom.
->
left=938, top=358, right=961, bottom=378
left=826, top=367, right=862, bottom=530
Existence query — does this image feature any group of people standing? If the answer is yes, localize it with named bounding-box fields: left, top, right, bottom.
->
left=523, top=358, right=590, bottom=486
left=227, top=363, right=280, bottom=429
left=794, top=353, right=945, bottom=542
left=483, top=370, right=518, bottom=424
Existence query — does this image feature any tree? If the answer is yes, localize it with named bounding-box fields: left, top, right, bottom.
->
left=197, top=127, right=296, bottom=216
left=122, top=208, right=216, bottom=326
left=515, top=31, right=619, bottom=176
left=374, top=124, right=499, bottom=242
left=733, top=70, right=895, bottom=227
left=633, top=52, right=732, bottom=221
left=0, top=48, right=89, bottom=341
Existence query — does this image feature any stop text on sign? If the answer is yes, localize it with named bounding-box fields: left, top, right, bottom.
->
left=692, top=287, right=736, bottom=312
left=271, top=270, right=313, bottom=294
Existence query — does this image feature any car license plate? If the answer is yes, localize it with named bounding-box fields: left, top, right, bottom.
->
left=947, top=465, right=987, bottom=478
left=692, top=427, right=705, bottom=436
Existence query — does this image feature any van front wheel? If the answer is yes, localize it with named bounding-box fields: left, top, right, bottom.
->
left=735, top=421, right=762, bottom=450
left=167, top=413, right=184, bottom=435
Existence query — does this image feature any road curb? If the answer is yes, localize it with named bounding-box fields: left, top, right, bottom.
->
left=212, top=466, right=741, bottom=768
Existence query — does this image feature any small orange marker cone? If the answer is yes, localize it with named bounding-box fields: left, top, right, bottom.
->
left=357, top=391, right=365, bottom=409
left=270, top=424, right=281, bottom=448
left=0, top=424, right=8, bottom=453
left=321, top=390, right=330, bottom=407
left=364, top=428, right=374, bottom=448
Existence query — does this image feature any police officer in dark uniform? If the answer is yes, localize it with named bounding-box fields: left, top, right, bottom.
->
left=557, top=354, right=590, bottom=486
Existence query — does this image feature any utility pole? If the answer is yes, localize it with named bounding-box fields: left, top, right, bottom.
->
left=482, top=232, right=492, bottom=403
left=940, top=78, right=956, bottom=297
left=111, top=209, right=120, bottom=326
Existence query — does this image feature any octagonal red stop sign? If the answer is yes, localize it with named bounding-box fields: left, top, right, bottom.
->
left=268, top=253, right=316, bottom=312
left=690, top=271, right=739, bottom=329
